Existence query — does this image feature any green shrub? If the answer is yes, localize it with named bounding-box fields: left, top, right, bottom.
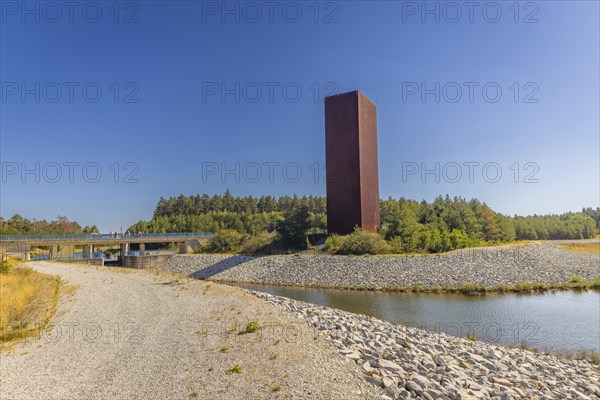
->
left=448, top=229, right=472, bottom=250
left=0, top=256, right=18, bottom=274
left=203, top=229, right=242, bottom=253
left=200, top=232, right=277, bottom=255
left=276, top=206, right=311, bottom=249
left=0, top=260, right=10, bottom=274
left=387, top=236, right=405, bottom=254
left=238, top=233, right=276, bottom=254
left=324, top=234, right=344, bottom=253
left=336, top=228, right=391, bottom=255
left=324, top=228, right=393, bottom=255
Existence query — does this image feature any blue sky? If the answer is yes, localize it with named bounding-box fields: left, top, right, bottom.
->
left=1, top=1, right=598, bottom=232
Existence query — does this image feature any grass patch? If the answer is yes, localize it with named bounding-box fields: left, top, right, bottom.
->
left=513, top=282, right=535, bottom=292
left=569, top=275, right=587, bottom=290
left=569, top=275, right=584, bottom=284
left=0, top=258, right=61, bottom=347
left=588, top=350, right=600, bottom=364
left=389, top=279, right=600, bottom=294
left=0, top=257, right=14, bottom=274
left=466, top=335, right=478, bottom=341
left=531, top=282, right=547, bottom=291
left=429, top=286, right=443, bottom=294
left=225, top=364, right=242, bottom=374
left=551, top=348, right=599, bottom=365
left=456, top=283, right=487, bottom=294
left=555, top=242, right=600, bottom=254
left=240, top=321, right=260, bottom=334
left=499, top=282, right=546, bottom=293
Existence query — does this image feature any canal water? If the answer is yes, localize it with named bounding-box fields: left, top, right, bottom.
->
left=233, top=283, right=600, bottom=353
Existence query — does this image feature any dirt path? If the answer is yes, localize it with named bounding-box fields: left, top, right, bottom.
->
left=0, top=262, right=378, bottom=400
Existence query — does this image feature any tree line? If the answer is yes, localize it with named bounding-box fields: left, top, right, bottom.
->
left=126, top=191, right=598, bottom=253
left=2, top=191, right=596, bottom=254
left=0, top=215, right=99, bottom=235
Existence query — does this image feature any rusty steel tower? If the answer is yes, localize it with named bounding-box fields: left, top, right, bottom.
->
left=325, top=90, right=380, bottom=234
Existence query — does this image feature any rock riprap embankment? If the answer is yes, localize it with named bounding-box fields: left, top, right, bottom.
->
left=157, top=243, right=599, bottom=290
left=254, top=291, right=600, bottom=400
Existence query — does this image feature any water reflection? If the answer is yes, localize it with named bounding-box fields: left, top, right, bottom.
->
left=232, top=283, right=600, bottom=352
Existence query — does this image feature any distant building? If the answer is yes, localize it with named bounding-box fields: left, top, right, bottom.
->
left=325, top=90, right=380, bottom=234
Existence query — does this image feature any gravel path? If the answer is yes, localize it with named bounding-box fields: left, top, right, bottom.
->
left=156, top=242, right=600, bottom=290
left=0, top=262, right=379, bottom=400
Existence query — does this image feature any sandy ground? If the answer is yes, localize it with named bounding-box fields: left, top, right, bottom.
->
left=0, top=262, right=379, bottom=400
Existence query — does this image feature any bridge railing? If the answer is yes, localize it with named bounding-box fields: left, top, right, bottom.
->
left=0, top=232, right=213, bottom=242
left=122, top=249, right=176, bottom=257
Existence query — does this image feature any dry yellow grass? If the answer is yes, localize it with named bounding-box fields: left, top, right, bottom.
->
left=0, top=257, right=61, bottom=347
left=555, top=241, right=600, bottom=254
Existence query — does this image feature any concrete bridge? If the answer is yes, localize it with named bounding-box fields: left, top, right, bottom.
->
left=0, top=232, right=213, bottom=261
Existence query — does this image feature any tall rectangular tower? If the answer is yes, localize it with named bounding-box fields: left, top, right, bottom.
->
left=325, top=90, right=380, bottom=234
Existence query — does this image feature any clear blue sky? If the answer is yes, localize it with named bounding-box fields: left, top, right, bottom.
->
left=1, top=1, right=598, bottom=232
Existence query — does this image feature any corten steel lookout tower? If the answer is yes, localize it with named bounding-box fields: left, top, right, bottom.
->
left=325, top=90, right=380, bottom=234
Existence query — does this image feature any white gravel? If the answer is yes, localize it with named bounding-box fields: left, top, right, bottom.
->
left=0, top=262, right=380, bottom=400
left=156, top=242, right=600, bottom=290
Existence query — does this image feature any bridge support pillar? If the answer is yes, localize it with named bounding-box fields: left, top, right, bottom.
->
left=179, top=240, right=200, bottom=254
left=49, top=245, right=57, bottom=260
left=24, top=252, right=31, bottom=261
left=48, top=245, right=74, bottom=260
left=120, top=243, right=129, bottom=256
left=139, top=243, right=145, bottom=254
left=83, top=244, right=92, bottom=259
left=178, top=242, right=188, bottom=254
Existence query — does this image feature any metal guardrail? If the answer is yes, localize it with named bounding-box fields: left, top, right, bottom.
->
left=0, top=232, right=213, bottom=241
left=33, top=254, right=105, bottom=261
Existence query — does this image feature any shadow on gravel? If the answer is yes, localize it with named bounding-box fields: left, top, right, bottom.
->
left=188, top=255, right=258, bottom=279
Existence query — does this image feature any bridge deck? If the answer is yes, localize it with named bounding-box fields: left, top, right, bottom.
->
left=0, top=233, right=213, bottom=246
